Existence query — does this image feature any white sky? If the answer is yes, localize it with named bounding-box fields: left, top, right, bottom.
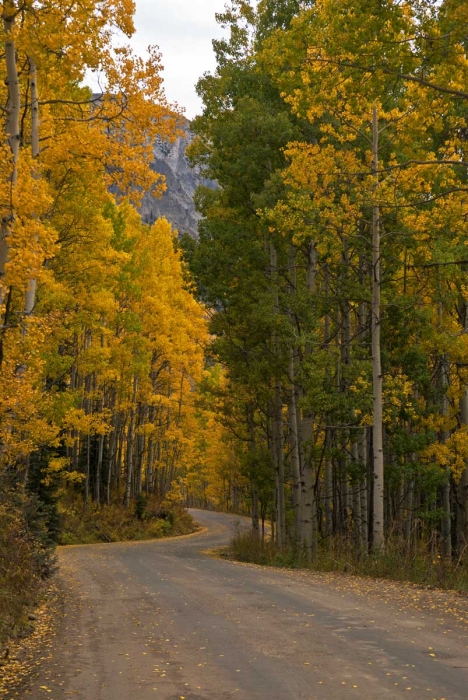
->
left=131, top=0, right=228, bottom=119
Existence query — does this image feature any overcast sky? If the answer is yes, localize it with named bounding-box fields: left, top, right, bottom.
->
left=130, top=0, right=228, bottom=119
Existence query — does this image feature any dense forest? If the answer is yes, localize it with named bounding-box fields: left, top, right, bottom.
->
left=0, top=0, right=217, bottom=642
left=3, top=0, right=468, bottom=647
left=182, top=0, right=468, bottom=564
left=3, top=1, right=468, bottom=697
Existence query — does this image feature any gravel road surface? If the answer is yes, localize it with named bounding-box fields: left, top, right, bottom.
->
left=22, top=509, right=468, bottom=699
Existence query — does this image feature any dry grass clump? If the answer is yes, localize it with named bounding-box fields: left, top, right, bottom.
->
left=227, top=528, right=468, bottom=593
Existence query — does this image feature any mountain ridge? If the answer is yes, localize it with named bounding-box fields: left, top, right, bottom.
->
left=139, top=123, right=214, bottom=239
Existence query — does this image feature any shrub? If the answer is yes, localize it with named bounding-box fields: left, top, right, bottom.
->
left=57, top=493, right=196, bottom=545
left=0, top=482, right=56, bottom=647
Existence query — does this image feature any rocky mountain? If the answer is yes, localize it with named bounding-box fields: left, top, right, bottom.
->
left=139, top=124, right=215, bottom=239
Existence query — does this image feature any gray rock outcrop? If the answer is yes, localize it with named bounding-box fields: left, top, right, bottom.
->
left=139, top=125, right=214, bottom=239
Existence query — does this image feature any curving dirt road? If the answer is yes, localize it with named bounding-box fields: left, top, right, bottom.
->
left=21, top=510, right=468, bottom=699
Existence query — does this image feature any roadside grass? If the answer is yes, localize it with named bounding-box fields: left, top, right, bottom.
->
left=225, top=528, right=468, bottom=594
left=57, top=493, right=197, bottom=545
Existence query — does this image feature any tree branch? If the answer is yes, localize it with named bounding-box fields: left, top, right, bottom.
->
left=306, top=55, right=468, bottom=100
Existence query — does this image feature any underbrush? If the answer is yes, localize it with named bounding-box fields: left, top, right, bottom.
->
left=226, top=528, right=468, bottom=593
left=58, top=494, right=197, bottom=545
left=0, top=485, right=56, bottom=647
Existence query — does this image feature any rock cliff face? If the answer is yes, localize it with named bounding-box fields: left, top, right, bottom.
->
left=139, top=125, right=214, bottom=239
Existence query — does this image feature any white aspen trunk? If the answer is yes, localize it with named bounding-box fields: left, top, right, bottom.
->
left=16, top=56, right=39, bottom=384
left=85, top=434, right=90, bottom=509
left=161, top=373, right=172, bottom=498
left=72, top=428, right=79, bottom=473
left=359, top=428, right=368, bottom=549
left=24, top=57, right=40, bottom=316
left=147, top=439, right=155, bottom=494
left=274, top=380, right=285, bottom=549
left=296, top=394, right=306, bottom=532
left=371, top=104, right=385, bottom=551
left=23, top=274, right=37, bottom=319
left=299, top=241, right=318, bottom=558
left=323, top=267, right=333, bottom=539
left=397, top=480, right=404, bottom=534
left=358, top=298, right=368, bottom=549
left=341, top=459, right=351, bottom=536
left=440, top=354, right=452, bottom=558
left=94, top=393, right=105, bottom=505
left=288, top=349, right=302, bottom=542
left=351, top=440, right=361, bottom=543
left=324, top=437, right=333, bottom=539
left=167, top=372, right=184, bottom=492
left=155, top=439, right=161, bottom=496
left=251, top=483, right=259, bottom=532
left=125, top=418, right=134, bottom=506
left=1, top=1, right=20, bottom=302
left=106, top=433, right=112, bottom=507
left=83, top=332, right=92, bottom=507
left=456, top=300, right=468, bottom=552
left=96, top=433, right=104, bottom=505
left=299, top=415, right=316, bottom=557
left=270, top=242, right=285, bottom=549
left=107, top=418, right=118, bottom=507
left=288, top=246, right=301, bottom=542
left=69, top=358, right=78, bottom=466
left=30, top=58, right=39, bottom=158
left=146, top=405, right=157, bottom=495
left=306, top=241, right=318, bottom=295
left=413, top=485, right=422, bottom=549
left=341, top=283, right=352, bottom=535
left=248, top=407, right=260, bottom=534
left=125, top=377, right=138, bottom=508
left=341, top=242, right=354, bottom=536
left=232, top=484, right=238, bottom=516
left=333, top=310, right=349, bottom=536
left=162, top=453, right=170, bottom=496
left=402, top=477, right=410, bottom=542
left=136, top=404, right=147, bottom=497
left=458, top=382, right=468, bottom=552
left=116, top=421, right=124, bottom=496
left=137, top=432, right=145, bottom=497
left=457, top=436, right=468, bottom=552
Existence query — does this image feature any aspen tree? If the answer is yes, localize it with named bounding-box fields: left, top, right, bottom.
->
left=440, top=353, right=452, bottom=558
left=270, top=242, right=286, bottom=548
left=183, top=0, right=468, bottom=568
left=458, top=301, right=468, bottom=550
left=285, top=244, right=302, bottom=542
left=24, top=58, right=39, bottom=318
left=371, top=104, right=384, bottom=550
left=301, top=242, right=318, bottom=557
left=1, top=0, right=20, bottom=303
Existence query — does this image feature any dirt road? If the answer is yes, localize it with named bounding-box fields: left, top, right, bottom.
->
left=21, top=510, right=468, bottom=699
